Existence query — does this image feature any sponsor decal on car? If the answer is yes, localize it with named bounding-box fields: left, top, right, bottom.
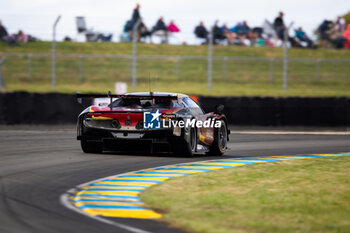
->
left=163, top=118, right=222, bottom=128
left=143, top=111, right=222, bottom=129
left=143, top=110, right=161, bottom=129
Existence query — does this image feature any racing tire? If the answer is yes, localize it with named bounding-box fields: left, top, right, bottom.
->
left=206, top=120, right=227, bottom=156
left=173, top=126, right=197, bottom=157
left=80, top=139, right=102, bottom=154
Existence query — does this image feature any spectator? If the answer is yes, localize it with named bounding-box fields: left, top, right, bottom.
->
left=63, top=36, right=72, bottom=42
left=168, top=20, right=185, bottom=44
left=19, top=30, right=38, bottom=42
left=124, top=4, right=151, bottom=42
left=123, top=19, right=151, bottom=42
left=243, top=21, right=257, bottom=46
left=273, top=12, right=286, bottom=40
left=132, top=3, right=141, bottom=22
left=328, top=23, right=346, bottom=49
left=272, top=13, right=302, bottom=48
left=335, top=16, right=346, bottom=33
left=231, top=22, right=247, bottom=35
left=318, top=20, right=332, bottom=48
left=194, top=22, right=209, bottom=44
left=139, top=24, right=152, bottom=42
left=195, top=22, right=225, bottom=45
left=294, top=27, right=314, bottom=48
left=152, top=17, right=169, bottom=43
left=16, top=30, right=29, bottom=43
left=242, top=21, right=250, bottom=36
left=213, top=24, right=226, bottom=44
left=343, top=24, right=350, bottom=49
left=0, top=20, right=18, bottom=45
left=123, top=19, right=134, bottom=41
left=122, top=5, right=140, bottom=42
left=152, top=17, right=168, bottom=32
left=168, top=21, right=180, bottom=33
left=230, top=22, right=248, bottom=45
left=251, top=27, right=264, bottom=46
left=220, top=24, right=234, bottom=45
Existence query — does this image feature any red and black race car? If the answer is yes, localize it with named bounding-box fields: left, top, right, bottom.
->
left=76, top=92, right=230, bottom=157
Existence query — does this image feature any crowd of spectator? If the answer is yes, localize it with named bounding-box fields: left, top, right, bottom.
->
left=194, top=11, right=350, bottom=49
left=0, top=20, right=38, bottom=46
left=318, top=16, right=350, bottom=49
left=1, top=4, right=350, bottom=50
left=121, top=4, right=182, bottom=44
left=194, top=12, right=317, bottom=49
left=0, top=20, right=19, bottom=46
left=121, top=4, right=350, bottom=50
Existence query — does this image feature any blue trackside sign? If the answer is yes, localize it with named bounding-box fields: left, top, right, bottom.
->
left=143, top=110, right=161, bottom=129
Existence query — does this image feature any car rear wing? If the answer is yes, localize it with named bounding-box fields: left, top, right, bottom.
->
left=76, top=91, right=179, bottom=105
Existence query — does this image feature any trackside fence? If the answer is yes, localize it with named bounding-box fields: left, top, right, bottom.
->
left=0, top=52, right=350, bottom=94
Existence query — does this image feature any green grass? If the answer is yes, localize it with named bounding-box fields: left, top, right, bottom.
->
left=1, top=42, right=350, bottom=96
left=141, top=156, right=350, bottom=233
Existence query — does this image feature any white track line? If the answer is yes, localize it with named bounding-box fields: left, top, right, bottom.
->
left=60, top=194, right=151, bottom=233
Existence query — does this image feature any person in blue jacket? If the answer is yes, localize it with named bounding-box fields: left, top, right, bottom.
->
left=295, top=27, right=314, bottom=48
left=230, top=22, right=248, bottom=45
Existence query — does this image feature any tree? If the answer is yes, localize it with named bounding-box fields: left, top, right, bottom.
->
left=342, top=11, right=350, bottom=26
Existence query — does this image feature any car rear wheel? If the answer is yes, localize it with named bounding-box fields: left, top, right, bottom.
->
left=206, top=120, right=227, bottom=156
left=80, top=139, right=102, bottom=154
left=173, top=126, right=197, bottom=157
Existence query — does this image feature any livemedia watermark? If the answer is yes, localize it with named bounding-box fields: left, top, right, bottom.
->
left=143, top=110, right=221, bottom=129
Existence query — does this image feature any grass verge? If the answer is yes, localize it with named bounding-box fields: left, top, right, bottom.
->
left=1, top=42, right=350, bottom=96
left=141, top=156, right=350, bottom=233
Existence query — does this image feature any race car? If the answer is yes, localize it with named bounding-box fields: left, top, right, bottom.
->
left=76, top=92, right=230, bottom=156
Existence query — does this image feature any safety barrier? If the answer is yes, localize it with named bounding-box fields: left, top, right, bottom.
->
left=198, top=96, right=350, bottom=126
left=0, top=92, right=91, bottom=124
left=0, top=92, right=349, bottom=126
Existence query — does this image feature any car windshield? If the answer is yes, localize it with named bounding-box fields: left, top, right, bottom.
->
left=110, top=97, right=183, bottom=109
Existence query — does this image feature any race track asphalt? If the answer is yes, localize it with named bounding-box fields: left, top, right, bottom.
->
left=0, top=125, right=349, bottom=233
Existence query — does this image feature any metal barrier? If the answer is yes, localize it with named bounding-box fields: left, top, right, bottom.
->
left=0, top=57, right=6, bottom=92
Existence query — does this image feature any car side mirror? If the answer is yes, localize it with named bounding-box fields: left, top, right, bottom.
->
left=214, top=104, right=224, bottom=115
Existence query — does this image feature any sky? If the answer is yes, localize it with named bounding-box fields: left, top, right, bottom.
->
left=1, top=0, right=349, bottom=43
